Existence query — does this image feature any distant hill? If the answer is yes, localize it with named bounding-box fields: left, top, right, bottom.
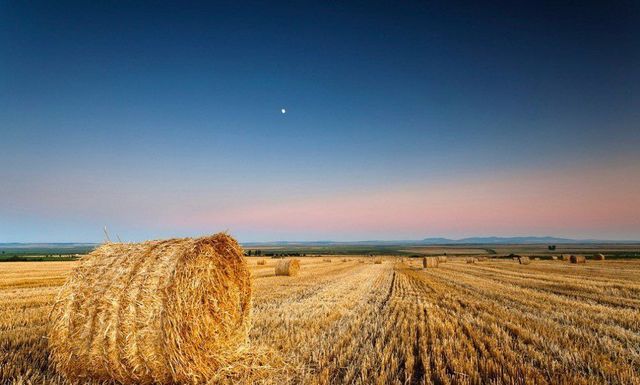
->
left=419, top=236, right=637, bottom=244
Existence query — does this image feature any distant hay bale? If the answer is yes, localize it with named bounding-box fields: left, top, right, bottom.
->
left=437, top=256, right=447, bottom=263
left=374, top=258, right=382, bottom=264
left=570, top=255, right=586, bottom=264
left=422, top=257, right=438, bottom=268
left=323, top=258, right=332, bottom=262
left=275, top=259, right=301, bottom=276
left=518, top=256, right=531, bottom=265
left=341, top=258, right=348, bottom=262
left=48, top=233, right=252, bottom=385
left=561, top=254, right=570, bottom=261
left=257, top=259, right=266, bottom=265
left=594, top=253, right=605, bottom=261
left=359, top=259, right=365, bottom=263
left=477, top=256, right=487, bottom=262
left=534, top=257, right=541, bottom=261
left=551, top=256, right=558, bottom=260
left=466, top=258, right=478, bottom=264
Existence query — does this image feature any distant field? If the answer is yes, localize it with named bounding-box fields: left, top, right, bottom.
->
left=1, top=256, right=639, bottom=384
left=399, top=247, right=494, bottom=255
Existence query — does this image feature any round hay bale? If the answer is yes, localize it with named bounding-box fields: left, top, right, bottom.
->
left=519, top=256, right=531, bottom=265
left=437, top=256, right=447, bottom=263
left=323, top=258, right=332, bottom=262
left=534, top=257, right=541, bottom=261
left=422, top=257, right=438, bottom=268
left=570, top=255, right=586, bottom=264
left=257, top=259, right=266, bottom=265
left=341, top=258, right=348, bottom=262
left=466, top=258, right=478, bottom=264
left=275, top=259, right=300, bottom=276
left=594, top=253, right=605, bottom=261
left=48, top=233, right=252, bottom=385
left=551, top=256, right=558, bottom=260
left=561, top=254, right=570, bottom=261
left=477, top=256, right=488, bottom=262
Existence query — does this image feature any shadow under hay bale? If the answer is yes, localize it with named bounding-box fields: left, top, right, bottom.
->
left=275, top=259, right=301, bottom=276
left=570, top=255, right=586, bottom=264
left=48, top=233, right=252, bottom=385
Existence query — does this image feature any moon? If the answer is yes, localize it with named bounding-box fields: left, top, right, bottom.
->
left=281, top=108, right=286, bottom=114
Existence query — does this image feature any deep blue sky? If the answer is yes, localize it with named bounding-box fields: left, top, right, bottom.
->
left=1, top=1, right=639, bottom=242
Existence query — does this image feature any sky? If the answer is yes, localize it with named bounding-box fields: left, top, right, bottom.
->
left=1, top=1, right=639, bottom=242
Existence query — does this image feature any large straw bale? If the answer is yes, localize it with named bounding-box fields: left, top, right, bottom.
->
left=275, top=259, right=300, bottom=276
left=422, top=257, right=439, bottom=268
left=570, top=255, right=586, bottom=264
left=519, top=256, right=531, bottom=265
left=48, top=233, right=252, bottom=385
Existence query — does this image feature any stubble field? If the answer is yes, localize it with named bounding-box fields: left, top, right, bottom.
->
left=1, top=257, right=639, bottom=384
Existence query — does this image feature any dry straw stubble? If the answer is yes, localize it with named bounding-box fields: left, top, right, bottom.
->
left=48, top=233, right=253, bottom=385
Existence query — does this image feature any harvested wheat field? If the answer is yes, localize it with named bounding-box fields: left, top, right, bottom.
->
left=1, top=257, right=640, bottom=384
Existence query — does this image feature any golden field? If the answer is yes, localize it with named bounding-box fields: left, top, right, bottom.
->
left=1, top=257, right=639, bottom=384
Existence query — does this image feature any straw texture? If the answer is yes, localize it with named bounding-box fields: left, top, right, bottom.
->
left=48, top=233, right=252, bottom=385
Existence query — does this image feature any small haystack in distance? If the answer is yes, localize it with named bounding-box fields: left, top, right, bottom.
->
left=466, top=258, right=478, bottom=264
left=551, top=256, right=558, bottom=260
left=570, top=255, right=586, bottom=264
left=341, top=258, right=348, bottom=262
left=534, top=257, right=541, bottom=261
left=561, top=254, right=570, bottom=261
left=594, top=253, right=605, bottom=261
left=422, top=257, right=439, bottom=268
left=438, top=256, right=447, bottom=263
left=374, top=258, right=382, bottom=264
left=257, top=259, right=266, bottom=265
left=48, top=233, right=252, bottom=385
left=519, top=256, right=531, bottom=265
left=323, top=258, right=332, bottom=262
left=275, top=259, right=301, bottom=276
left=477, top=256, right=488, bottom=262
